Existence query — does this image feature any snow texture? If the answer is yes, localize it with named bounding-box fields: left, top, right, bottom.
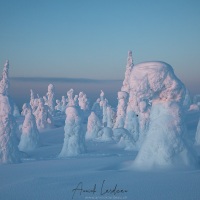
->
left=114, top=91, right=128, bottom=128
left=59, top=106, right=86, bottom=157
left=19, top=106, right=39, bottom=152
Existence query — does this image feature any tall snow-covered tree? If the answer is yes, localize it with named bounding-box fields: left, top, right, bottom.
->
left=121, top=50, right=134, bottom=93
left=129, top=61, right=197, bottom=169
left=114, top=91, right=129, bottom=128
left=0, top=60, right=21, bottom=164
left=46, top=84, right=56, bottom=115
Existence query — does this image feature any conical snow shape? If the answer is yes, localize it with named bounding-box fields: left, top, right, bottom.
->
left=19, top=106, right=39, bottom=152
left=121, top=50, right=134, bottom=93
left=0, top=60, right=21, bottom=164
left=59, top=106, right=86, bottom=157
left=129, top=61, right=197, bottom=169
left=86, top=112, right=101, bottom=140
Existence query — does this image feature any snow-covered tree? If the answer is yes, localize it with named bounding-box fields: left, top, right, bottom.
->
left=67, top=89, right=75, bottom=107
left=86, top=112, right=101, bottom=140
left=59, top=106, right=86, bottom=157
left=21, top=103, right=30, bottom=116
left=91, top=98, right=102, bottom=119
left=0, top=60, right=21, bottom=164
left=46, top=84, right=56, bottom=115
left=61, top=96, right=67, bottom=112
left=34, top=98, right=53, bottom=130
left=106, top=106, right=115, bottom=128
left=114, top=91, right=128, bottom=128
left=55, top=100, right=62, bottom=112
left=129, top=61, right=197, bottom=169
left=0, top=60, right=9, bottom=95
left=121, top=50, right=134, bottom=93
left=18, top=106, right=39, bottom=152
left=78, top=92, right=89, bottom=111
left=13, top=103, right=20, bottom=117
left=99, top=90, right=108, bottom=126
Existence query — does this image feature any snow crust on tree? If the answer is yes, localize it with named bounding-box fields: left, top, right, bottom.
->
left=129, top=61, right=196, bottom=169
left=0, top=60, right=21, bottom=163
left=91, top=98, right=102, bottom=119
left=18, top=106, right=39, bottom=152
left=0, top=60, right=9, bottom=95
left=195, top=119, right=200, bottom=145
left=46, top=84, right=56, bottom=115
left=189, top=104, right=199, bottom=112
left=106, top=106, right=115, bottom=128
left=99, top=90, right=108, bottom=126
left=59, top=106, right=86, bottom=157
left=67, top=89, right=75, bottom=107
left=121, top=50, right=134, bottom=93
left=13, top=104, right=20, bottom=117
left=86, top=112, right=101, bottom=140
left=114, top=91, right=128, bottom=128
left=183, top=89, right=192, bottom=110
left=34, top=98, right=53, bottom=130
left=61, top=96, right=67, bottom=112
left=133, top=101, right=197, bottom=170
left=0, top=95, right=21, bottom=163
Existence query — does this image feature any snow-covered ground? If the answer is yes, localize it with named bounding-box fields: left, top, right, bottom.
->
left=0, top=110, right=200, bottom=200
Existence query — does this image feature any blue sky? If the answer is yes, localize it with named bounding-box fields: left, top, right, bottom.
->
left=0, top=0, right=200, bottom=86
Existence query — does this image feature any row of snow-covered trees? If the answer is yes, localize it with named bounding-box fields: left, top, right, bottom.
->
left=0, top=52, right=200, bottom=170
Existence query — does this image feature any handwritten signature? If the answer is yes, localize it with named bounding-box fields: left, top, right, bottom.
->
left=72, top=180, right=128, bottom=199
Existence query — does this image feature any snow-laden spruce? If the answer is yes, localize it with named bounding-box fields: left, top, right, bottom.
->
left=19, top=105, right=39, bottom=152
left=114, top=91, right=128, bottom=128
left=86, top=112, right=101, bottom=140
left=59, top=106, right=86, bottom=157
left=34, top=98, right=53, bottom=130
left=129, top=61, right=197, bottom=169
left=121, top=50, right=134, bottom=93
left=46, top=84, right=56, bottom=116
left=0, top=60, right=21, bottom=164
left=91, top=98, right=102, bottom=119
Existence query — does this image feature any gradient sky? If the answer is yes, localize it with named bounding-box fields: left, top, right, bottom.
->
left=0, top=0, right=200, bottom=86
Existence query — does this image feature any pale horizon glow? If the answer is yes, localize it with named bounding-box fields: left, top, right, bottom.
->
left=0, top=0, right=199, bottom=94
